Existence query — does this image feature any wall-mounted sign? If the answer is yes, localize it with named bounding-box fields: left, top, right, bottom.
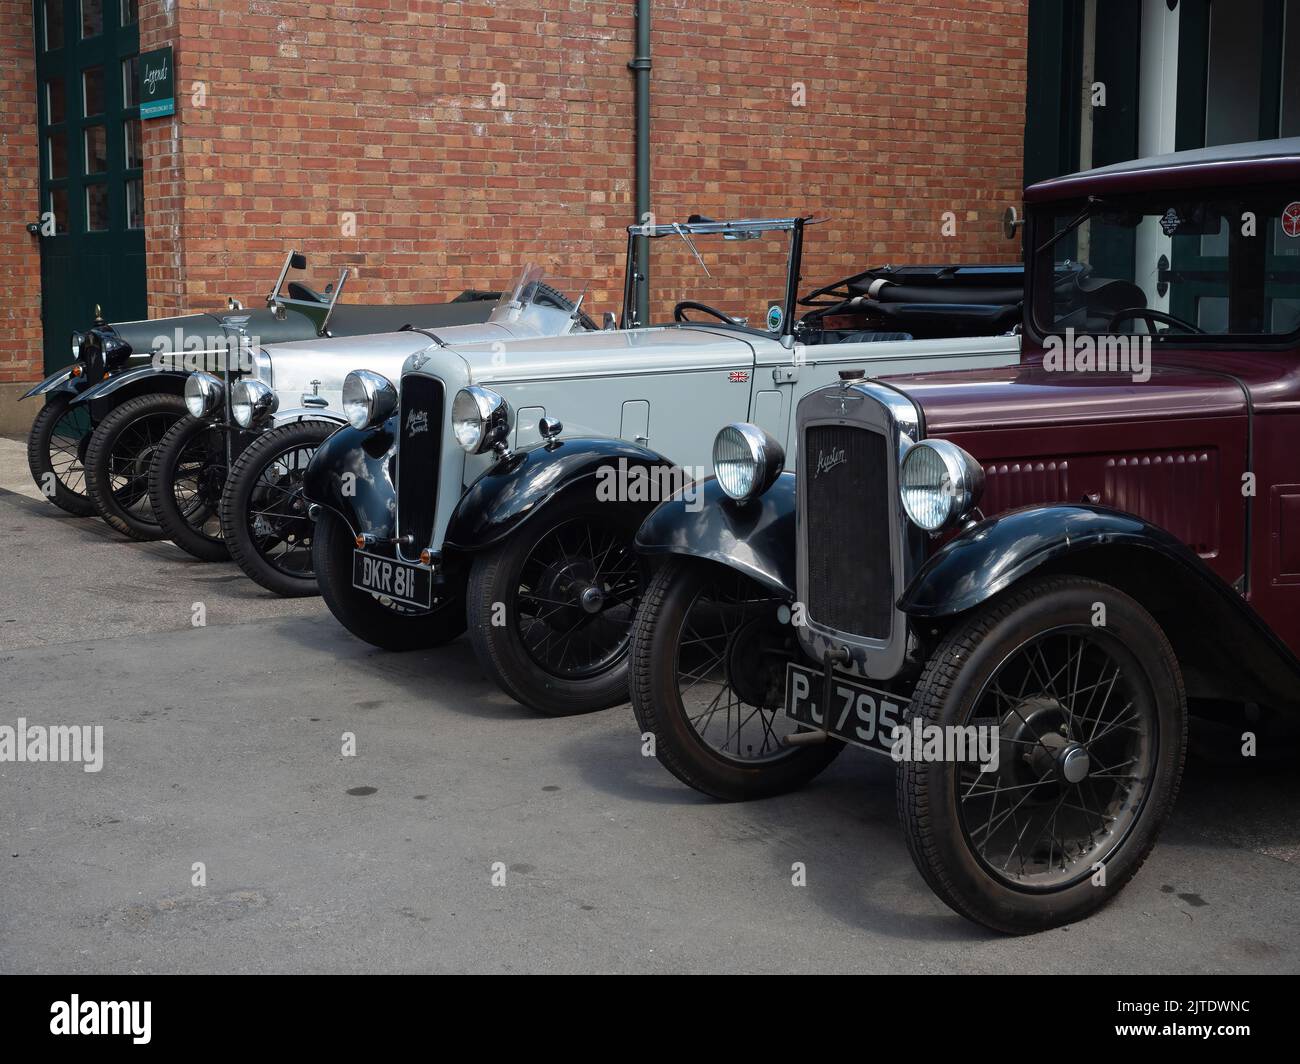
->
left=139, top=47, right=175, bottom=119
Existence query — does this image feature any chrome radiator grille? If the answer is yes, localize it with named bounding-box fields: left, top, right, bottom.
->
left=396, top=374, right=444, bottom=558
left=803, top=423, right=892, bottom=639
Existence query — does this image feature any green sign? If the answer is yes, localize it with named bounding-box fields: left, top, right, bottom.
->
left=139, top=47, right=175, bottom=119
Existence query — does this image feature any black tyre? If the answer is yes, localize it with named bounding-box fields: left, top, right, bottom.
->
left=148, top=415, right=230, bottom=562
left=313, top=509, right=466, bottom=650
left=630, top=556, right=844, bottom=800
left=27, top=393, right=96, bottom=516
left=220, top=420, right=335, bottom=597
left=897, top=575, right=1186, bottom=934
left=466, top=490, right=645, bottom=716
left=85, top=392, right=189, bottom=540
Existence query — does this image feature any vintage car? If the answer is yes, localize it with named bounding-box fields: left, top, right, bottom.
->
left=147, top=267, right=594, bottom=585
left=23, top=249, right=497, bottom=530
left=628, top=138, right=1300, bottom=933
left=304, top=214, right=1025, bottom=718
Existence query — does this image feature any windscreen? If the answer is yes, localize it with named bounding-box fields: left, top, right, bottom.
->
left=643, top=227, right=794, bottom=332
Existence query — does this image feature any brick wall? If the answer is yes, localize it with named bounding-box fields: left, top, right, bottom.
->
left=1, top=0, right=1029, bottom=392
left=0, top=0, right=42, bottom=394
left=168, top=0, right=1027, bottom=321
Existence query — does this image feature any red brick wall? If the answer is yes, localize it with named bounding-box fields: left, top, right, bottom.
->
left=1, top=0, right=1028, bottom=391
left=0, top=0, right=42, bottom=391
left=163, top=0, right=1027, bottom=322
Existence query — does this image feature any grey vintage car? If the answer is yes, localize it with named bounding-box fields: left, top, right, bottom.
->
left=305, top=215, right=1024, bottom=718
left=24, top=249, right=497, bottom=529
left=149, top=267, right=594, bottom=594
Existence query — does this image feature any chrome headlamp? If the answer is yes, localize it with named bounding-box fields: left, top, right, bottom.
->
left=184, top=371, right=225, bottom=419
left=712, top=422, right=784, bottom=503
left=231, top=378, right=278, bottom=429
left=342, top=370, right=398, bottom=430
left=899, top=439, right=985, bottom=532
left=451, top=386, right=512, bottom=454
left=70, top=331, right=84, bottom=360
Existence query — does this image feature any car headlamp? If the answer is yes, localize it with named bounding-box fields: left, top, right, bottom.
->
left=231, top=378, right=278, bottom=429
left=101, top=333, right=132, bottom=372
left=184, top=371, right=225, bottom=419
left=451, top=386, right=511, bottom=454
left=712, top=422, right=784, bottom=503
left=80, top=330, right=105, bottom=381
left=342, top=370, right=398, bottom=431
left=70, top=332, right=84, bottom=360
left=899, top=439, right=985, bottom=532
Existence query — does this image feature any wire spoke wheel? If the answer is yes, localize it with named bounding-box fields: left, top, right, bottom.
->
left=169, top=426, right=227, bottom=538
left=108, top=412, right=176, bottom=519
left=513, top=517, right=639, bottom=679
left=956, top=625, right=1156, bottom=891
left=245, top=443, right=317, bottom=578
left=673, top=570, right=802, bottom=765
left=47, top=402, right=92, bottom=496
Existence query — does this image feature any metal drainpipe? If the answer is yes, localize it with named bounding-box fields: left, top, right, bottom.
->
left=629, top=1, right=652, bottom=325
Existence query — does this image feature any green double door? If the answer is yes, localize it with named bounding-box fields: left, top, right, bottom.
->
left=33, top=0, right=147, bottom=374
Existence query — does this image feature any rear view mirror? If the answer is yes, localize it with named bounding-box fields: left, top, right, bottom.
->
left=290, top=253, right=307, bottom=271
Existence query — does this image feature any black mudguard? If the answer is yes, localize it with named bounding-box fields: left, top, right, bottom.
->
left=70, top=365, right=191, bottom=419
left=301, top=416, right=397, bottom=539
left=900, top=505, right=1207, bottom=617
left=900, top=504, right=1300, bottom=709
left=634, top=472, right=797, bottom=597
left=443, top=437, right=677, bottom=553
left=21, top=367, right=83, bottom=400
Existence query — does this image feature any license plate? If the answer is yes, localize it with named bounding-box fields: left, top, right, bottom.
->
left=784, top=662, right=912, bottom=759
left=351, top=549, right=432, bottom=610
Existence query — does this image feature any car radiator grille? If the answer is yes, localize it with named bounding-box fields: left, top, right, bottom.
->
left=804, top=423, right=892, bottom=640
left=397, top=375, right=444, bottom=555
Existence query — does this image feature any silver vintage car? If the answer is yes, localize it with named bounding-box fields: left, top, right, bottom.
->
left=160, top=268, right=595, bottom=594
left=305, top=215, right=1027, bottom=718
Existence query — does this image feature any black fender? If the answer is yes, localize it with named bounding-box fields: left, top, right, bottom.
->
left=70, top=365, right=190, bottom=419
left=443, top=437, right=677, bottom=553
left=900, top=504, right=1300, bottom=709
left=301, top=416, right=397, bottom=540
left=22, top=367, right=85, bottom=400
left=634, top=472, right=796, bottom=597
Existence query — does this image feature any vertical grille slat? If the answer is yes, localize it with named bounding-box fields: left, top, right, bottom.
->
left=397, top=375, right=444, bottom=553
left=804, top=424, right=891, bottom=638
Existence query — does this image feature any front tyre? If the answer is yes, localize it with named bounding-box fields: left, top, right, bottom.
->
left=313, top=509, right=466, bottom=650
left=467, top=491, right=645, bottom=716
left=898, top=575, right=1186, bottom=934
left=85, top=392, right=189, bottom=540
left=630, top=556, right=844, bottom=800
left=148, top=415, right=230, bottom=561
left=220, top=420, right=335, bottom=596
left=27, top=393, right=96, bottom=516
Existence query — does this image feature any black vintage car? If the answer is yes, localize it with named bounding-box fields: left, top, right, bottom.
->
left=22, top=249, right=497, bottom=533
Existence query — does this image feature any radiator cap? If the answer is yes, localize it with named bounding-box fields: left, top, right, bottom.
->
left=838, top=368, right=866, bottom=381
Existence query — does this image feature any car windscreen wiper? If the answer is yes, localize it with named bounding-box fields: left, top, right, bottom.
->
left=672, top=223, right=711, bottom=278
left=1035, top=196, right=1105, bottom=257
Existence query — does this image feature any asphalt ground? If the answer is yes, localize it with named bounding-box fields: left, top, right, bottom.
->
left=1, top=435, right=1297, bottom=973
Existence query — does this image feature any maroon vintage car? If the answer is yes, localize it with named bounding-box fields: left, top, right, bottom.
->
left=629, top=137, right=1300, bottom=933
